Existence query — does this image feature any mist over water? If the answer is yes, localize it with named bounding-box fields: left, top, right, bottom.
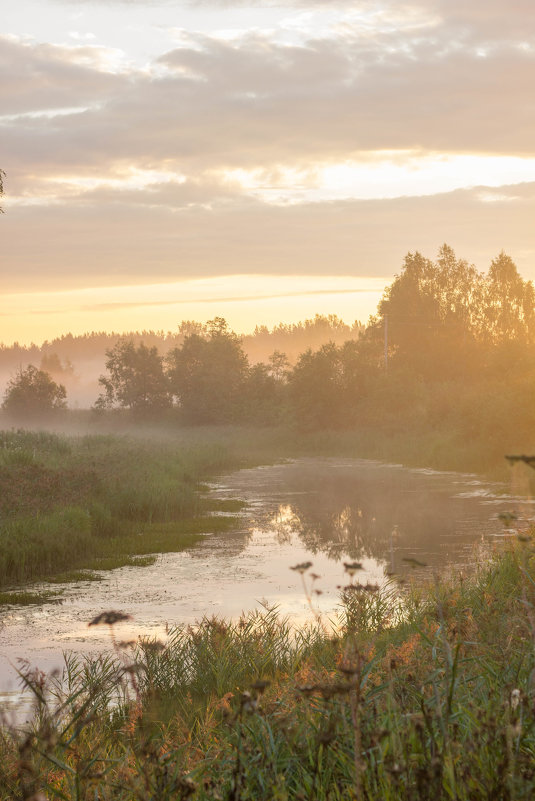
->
left=0, top=456, right=530, bottom=715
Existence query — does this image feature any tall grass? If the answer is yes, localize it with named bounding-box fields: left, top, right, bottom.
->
left=0, top=429, right=247, bottom=588
left=2, top=540, right=535, bottom=799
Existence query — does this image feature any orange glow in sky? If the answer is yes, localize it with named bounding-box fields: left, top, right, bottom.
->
left=2, top=0, right=534, bottom=344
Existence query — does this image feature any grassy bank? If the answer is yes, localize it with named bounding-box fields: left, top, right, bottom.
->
left=1, top=540, right=534, bottom=799
left=0, top=428, right=266, bottom=590
left=0, top=417, right=529, bottom=593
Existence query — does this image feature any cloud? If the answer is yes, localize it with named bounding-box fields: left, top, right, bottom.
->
left=2, top=17, right=534, bottom=205
left=3, top=183, right=535, bottom=292
left=0, top=36, right=125, bottom=117
left=3, top=1, right=534, bottom=305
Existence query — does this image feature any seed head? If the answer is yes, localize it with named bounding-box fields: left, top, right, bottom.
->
left=88, top=611, right=132, bottom=627
left=290, top=561, right=312, bottom=575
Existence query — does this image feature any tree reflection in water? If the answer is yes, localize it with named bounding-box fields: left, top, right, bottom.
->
left=247, top=458, right=516, bottom=577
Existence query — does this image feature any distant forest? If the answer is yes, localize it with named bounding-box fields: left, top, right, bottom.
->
left=2, top=244, right=535, bottom=467
left=0, top=314, right=363, bottom=408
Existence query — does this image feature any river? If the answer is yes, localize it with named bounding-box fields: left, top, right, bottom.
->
left=0, top=456, right=533, bottom=717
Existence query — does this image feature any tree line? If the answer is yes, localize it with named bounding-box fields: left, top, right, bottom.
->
left=3, top=246, right=535, bottom=442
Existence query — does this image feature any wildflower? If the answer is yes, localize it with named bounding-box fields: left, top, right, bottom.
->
left=511, top=688, right=521, bottom=711
left=88, top=611, right=132, bottom=627
left=290, top=561, right=312, bottom=574
left=240, top=690, right=258, bottom=712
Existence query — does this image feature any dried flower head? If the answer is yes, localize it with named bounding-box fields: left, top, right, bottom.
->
left=240, top=690, right=258, bottom=712
left=511, top=688, right=521, bottom=711
left=290, top=561, right=313, bottom=575
left=88, top=611, right=132, bottom=627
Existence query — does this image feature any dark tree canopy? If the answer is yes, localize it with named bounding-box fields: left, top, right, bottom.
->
left=167, top=317, right=249, bottom=423
left=95, top=339, right=171, bottom=415
left=289, top=341, right=362, bottom=429
left=2, top=365, right=67, bottom=419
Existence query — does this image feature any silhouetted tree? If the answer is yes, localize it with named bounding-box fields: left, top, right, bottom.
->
left=289, top=342, right=361, bottom=429
left=40, top=352, right=76, bottom=379
left=2, top=365, right=67, bottom=419
left=373, top=245, right=486, bottom=379
left=483, top=252, right=535, bottom=345
left=267, top=350, right=290, bottom=382
left=167, top=317, right=248, bottom=423
left=242, top=363, right=283, bottom=424
left=95, top=340, right=171, bottom=415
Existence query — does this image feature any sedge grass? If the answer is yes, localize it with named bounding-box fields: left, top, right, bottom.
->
left=0, top=429, right=248, bottom=588
left=2, top=541, right=535, bottom=799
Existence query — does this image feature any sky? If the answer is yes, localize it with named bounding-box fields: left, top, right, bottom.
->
left=2, top=0, right=535, bottom=344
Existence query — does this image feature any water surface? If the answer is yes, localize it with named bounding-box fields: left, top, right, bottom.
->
left=0, top=457, right=532, bottom=714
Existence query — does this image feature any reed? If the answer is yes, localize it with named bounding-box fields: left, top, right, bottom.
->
left=1, top=540, right=535, bottom=799
left=0, top=429, right=246, bottom=589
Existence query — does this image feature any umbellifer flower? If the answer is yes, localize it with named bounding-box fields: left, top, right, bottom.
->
left=88, top=611, right=132, bottom=627
left=290, top=561, right=312, bottom=574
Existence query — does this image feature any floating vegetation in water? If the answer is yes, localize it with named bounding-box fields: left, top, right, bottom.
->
left=44, top=570, right=102, bottom=583
left=402, top=557, right=428, bottom=568
left=0, top=590, right=62, bottom=606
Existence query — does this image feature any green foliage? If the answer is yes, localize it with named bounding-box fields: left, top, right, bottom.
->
left=2, top=365, right=67, bottom=419
left=96, top=339, right=171, bottom=415
left=485, top=251, right=535, bottom=344
left=167, top=317, right=249, bottom=423
left=0, top=430, right=245, bottom=587
left=289, top=341, right=362, bottom=429
left=242, top=362, right=284, bottom=424
left=3, top=545, right=535, bottom=799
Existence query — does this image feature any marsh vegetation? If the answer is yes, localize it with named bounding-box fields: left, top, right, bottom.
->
left=2, top=542, right=535, bottom=799
left=0, top=428, right=250, bottom=590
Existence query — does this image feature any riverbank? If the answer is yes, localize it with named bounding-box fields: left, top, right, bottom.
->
left=0, top=428, right=258, bottom=593
left=4, top=408, right=530, bottom=478
left=0, top=419, right=529, bottom=596
left=1, top=539, right=534, bottom=799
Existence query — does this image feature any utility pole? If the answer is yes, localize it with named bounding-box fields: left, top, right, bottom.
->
left=384, top=314, right=388, bottom=374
